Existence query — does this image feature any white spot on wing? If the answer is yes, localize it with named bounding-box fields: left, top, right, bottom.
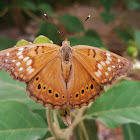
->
left=23, top=57, right=29, bottom=62
left=119, top=65, right=121, bottom=68
left=18, top=55, right=23, bottom=59
left=118, top=59, right=120, bottom=62
left=106, top=60, right=110, bottom=64
left=28, top=69, right=34, bottom=74
left=106, top=53, right=111, bottom=56
left=6, top=53, right=10, bottom=56
left=105, top=72, right=108, bottom=76
left=12, top=60, right=16, bottom=62
left=27, top=59, right=32, bottom=66
left=27, top=66, right=34, bottom=74
left=101, top=61, right=106, bottom=66
left=112, top=65, right=115, bottom=68
left=16, top=62, right=21, bottom=66
left=19, top=48, right=24, bottom=51
left=107, top=56, right=112, bottom=61
left=98, top=63, right=102, bottom=70
left=5, top=59, right=8, bottom=62
left=27, top=66, right=32, bottom=72
left=17, top=51, right=22, bottom=55
left=108, top=67, right=111, bottom=71
left=19, top=67, right=23, bottom=71
left=94, top=70, right=102, bottom=77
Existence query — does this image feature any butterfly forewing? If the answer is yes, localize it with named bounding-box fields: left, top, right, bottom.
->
left=0, top=43, right=60, bottom=82
left=72, top=45, right=133, bottom=86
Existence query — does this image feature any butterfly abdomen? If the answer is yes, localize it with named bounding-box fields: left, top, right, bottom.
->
left=61, top=61, right=72, bottom=83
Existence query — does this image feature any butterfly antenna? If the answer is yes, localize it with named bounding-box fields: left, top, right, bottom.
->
left=74, top=15, right=90, bottom=33
left=44, top=13, right=61, bottom=36
left=67, top=15, right=90, bottom=39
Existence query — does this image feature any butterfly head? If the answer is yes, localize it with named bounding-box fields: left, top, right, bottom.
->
left=61, top=40, right=71, bottom=61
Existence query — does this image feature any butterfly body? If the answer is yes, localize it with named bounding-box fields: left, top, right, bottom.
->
left=0, top=41, right=132, bottom=109
left=61, top=41, right=72, bottom=83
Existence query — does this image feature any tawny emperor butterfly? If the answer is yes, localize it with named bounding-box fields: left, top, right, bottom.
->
left=0, top=40, right=132, bottom=109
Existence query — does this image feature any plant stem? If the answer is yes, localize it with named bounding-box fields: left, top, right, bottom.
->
left=53, top=110, right=60, bottom=129
left=80, top=121, right=89, bottom=140
left=78, top=124, right=84, bottom=140
left=46, top=107, right=87, bottom=140
left=46, top=107, right=60, bottom=139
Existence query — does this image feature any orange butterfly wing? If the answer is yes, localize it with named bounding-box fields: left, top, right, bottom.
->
left=0, top=43, right=60, bottom=82
left=0, top=42, right=133, bottom=109
left=0, top=43, right=68, bottom=109
left=26, top=55, right=67, bottom=109
left=72, top=45, right=133, bottom=86
left=67, top=57, right=103, bottom=108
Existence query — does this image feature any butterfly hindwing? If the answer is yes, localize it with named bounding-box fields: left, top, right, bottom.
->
left=67, top=57, right=103, bottom=109
left=0, top=43, right=60, bottom=82
left=26, top=55, right=67, bottom=109
left=72, top=45, right=133, bottom=86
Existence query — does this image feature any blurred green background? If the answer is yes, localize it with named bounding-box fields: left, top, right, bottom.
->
left=0, top=0, right=140, bottom=140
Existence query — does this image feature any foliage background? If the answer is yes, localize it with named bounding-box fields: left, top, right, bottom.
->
left=0, top=0, right=140, bottom=140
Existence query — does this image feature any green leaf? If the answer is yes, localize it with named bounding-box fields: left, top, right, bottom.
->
left=39, top=3, right=54, bottom=16
left=134, top=30, right=140, bottom=57
left=33, top=35, right=53, bottom=44
left=100, top=11, right=115, bottom=24
left=126, top=46, right=137, bottom=57
left=100, top=0, right=115, bottom=12
left=85, top=29, right=102, bottom=42
left=127, top=0, right=140, bottom=9
left=0, top=101, right=47, bottom=140
left=16, top=39, right=30, bottom=46
left=84, top=30, right=109, bottom=49
left=87, top=81, right=140, bottom=128
left=115, top=28, right=134, bottom=43
left=0, top=70, right=44, bottom=110
left=36, top=22, right=60, bottom=44
left=69, top=36, right=105, bottom=48
left=74, top=119, right=98, bottom=140
left=21, top=1, right=37, bottom=11
left=59, top=14, right=84, bottom=33
left=123, top=123, right=140, bottom=140
left=0, top=37, right=17, bottom=51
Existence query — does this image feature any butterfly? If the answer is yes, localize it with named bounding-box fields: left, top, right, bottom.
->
left=0, top=40, right=133, bottom=109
